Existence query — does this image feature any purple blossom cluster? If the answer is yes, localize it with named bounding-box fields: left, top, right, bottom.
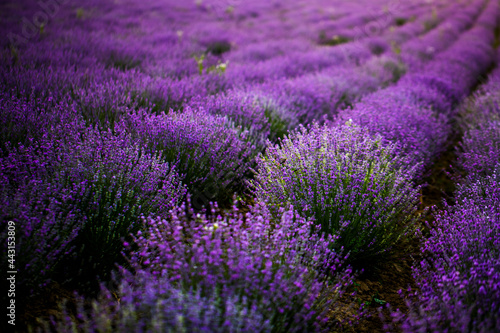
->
left=188, top=88, right=296, bottom=149
left=457, top=49, right=500, bottom=177
left=459, top=120, right=500, bottom=177
left=0, top=89, right=77, bottom=152
left=396, top=170, right=500, bottom=332
left=46, top=204, right=354, bottom=332
left=50, top=272, right=271, bottom=333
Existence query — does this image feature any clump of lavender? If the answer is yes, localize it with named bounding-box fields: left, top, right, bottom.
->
left=455, top=75, right=500, bottom=178
left=131, top=73, right=228, bottom=114
left=397, top=168, right=500, bottom=332
left=459, top=88, right=500, bottom=130
left=252, top=122, right=421, bottom=262
left=129, top=203, right=353, bottom=331
left=124, top=107, right=256, bottom=208
left=0, top=124, right=186, bottom=295
left=335, top=85, right=451, bottom=172
left=55, top=126, right=186, bottom=291
left=268, top=67, right=381, bottom=126
left=70, top=70, right=141, bottom=130
left=424, top=170, right=500, bottom=274
left=456, top=78, right=500, bottom=178
left=45, top=203, right=354, bottom=332
left=0, top=141, right=81, bottom=296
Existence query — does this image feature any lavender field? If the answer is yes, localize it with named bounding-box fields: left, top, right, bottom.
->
left=1, top=0, right=500, bottom=332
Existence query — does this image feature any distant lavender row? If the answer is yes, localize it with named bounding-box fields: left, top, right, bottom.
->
left=266, top=0, right=484, bottom=124
left=336, top=0, right=498, bottom=174
left=191, top=0, right=481, bottom=147
left=0, top=0, right=473, bottom=131
left=225, top=0, right=460, bottom=85
left=400, top=0, right=487, bottom=70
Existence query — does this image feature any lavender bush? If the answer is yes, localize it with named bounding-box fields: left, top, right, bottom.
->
left=457, top=73, right=500, bottom=178
left=252, top=122, right=421, bottom=262
left=54, top=126, right=186, bottom=290
left=0, top=124, right=186, bottom=295
left=0, top=91, right=77, bottom=153
left=189, top=88, right=297, bottom=149
left=0, top=142, right=81, bottom=296
left=336, top=90, right=450, bottom=171
left=46, top=272, right=271, bottom=333
left=124, top=107, right=256, bottom=207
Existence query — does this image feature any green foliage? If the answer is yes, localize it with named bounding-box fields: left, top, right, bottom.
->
left=207, top=60, right=229, bottom=75
left=318, top=32, right=351, bottom=46
left=395, top=17, right=407, bottom=26
left=76, top=8, right=85, bottom=19
left=194, top=54, right=205, bottom=75
left=194, top=54, right=229, bottom=75
left=390, top=41, right=401, bottom=56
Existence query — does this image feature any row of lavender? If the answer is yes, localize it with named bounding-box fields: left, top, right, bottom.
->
left=333, top=2, right=500, bottom=330
left=249, top=0, right=499, bottom=330
left=394, top=49, right=500, bottom=332
left=336, top=0, right=498, bottom=172
left=0, top=0, right=498, bottom=331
